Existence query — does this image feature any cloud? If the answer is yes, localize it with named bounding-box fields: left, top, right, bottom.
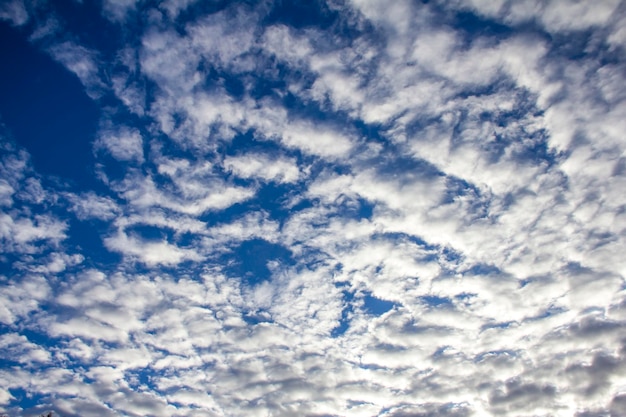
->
left=95, top=125, right=144, bottom=163
left=104, top=229, right=203, bottom=266
left=101, top=0, right=140, bottom=22
left=2, top=0, right=626, bottom=416
left=447, top=0, right=622, bottom=33
left=0, top=274, right=51, bottom=326
left=0, top=213, right=67, bottom=254
left=24, top=252, right=85, bottom=274
left=0, top=0, right=28, bottom=26
left=47, top=41, right=106, bottom=99
left=114, top=169, right=255, bottom=215
left=67, top=192, right=120, bottom=221
left=0, top=179, right=14, bottom=206
left=279, top=119, right=356, bottom=158
left=224, top=153, right=301, bottom=183
left=0, top=332, right=51, bottom=365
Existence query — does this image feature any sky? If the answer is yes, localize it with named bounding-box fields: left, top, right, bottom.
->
left=1, top=0, right=626, bottom=416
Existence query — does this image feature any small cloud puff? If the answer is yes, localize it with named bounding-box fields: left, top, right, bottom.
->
left=104, top=229, right=203, bottom=266
left=0, top=0, right=28, bottom=27
left=95, top=126, right=144, bottom=163
left=224, top=153, right=301, bottom=183
left=68, top=192, right=121, bottom=221
left=47, top=41, right=105, bottom=99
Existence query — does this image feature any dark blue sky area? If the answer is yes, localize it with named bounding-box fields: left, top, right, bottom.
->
left=0, top=21, right=99, bottom=187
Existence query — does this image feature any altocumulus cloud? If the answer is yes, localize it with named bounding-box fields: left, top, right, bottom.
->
left=1, top=1, right=626, bottom=416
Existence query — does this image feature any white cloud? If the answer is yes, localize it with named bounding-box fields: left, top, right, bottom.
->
left=440, top=0, right=622, bottom=33
left=224, top=153, right=300, bottom=183
left=204, top=211, right=280, bottom=247
left=47, top=41, right=105, bottom=99
left=115, top=170, right=255, bottom=215
left=111, top=75, right=146, bottom=115
left=0, top=332, right=52, bottom=364
left=95, top=126, right=144, bottom=163
left=280, top=120, right=355, bottom=158
left=68, top=192, right=120, bottom=221
left=188, top=9, right=258, bottom=72
left=104, top=229, right=203, bottom=266
left=0, top=179, right=14, bottom=206
left=3, top=1, right=626, bottom=416
left=0, top=274, right=51, bottom=325
left=26, top=252, right=84, bottom=274
left=0, top=213, right=67, bottom=254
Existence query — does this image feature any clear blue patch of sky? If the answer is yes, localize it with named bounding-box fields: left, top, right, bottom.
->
left=93, top=152, right=137, bottom=184
left=6, top=387, right=49, bottom=415
left=480, top=321, right=515, bottom=332
left=125, top=224, right=171, bottom=241
left=171, top=0, right=235, bottom=27
left=264, top=0, right=338, bottom=30
left=0, top=255, right=20, bottom=275
left=331, top=289, right=354, bottom=338
left=420, top=295, right=454, bottom=308
left=246, top=59, right=290, bottom=100
left=0, top=24, right=99, bottom=187
left=374, top=153, right=444, bottom=182
left=356, top=198, right=374, bottom=220
left=372, top=231, right=439, bottom=253
left=221, top=238, right=295, bottom=286
left=64, top=217, right=122, bottom=270
left=466, top=263, right=502, bottom=276
left=282, top=89, right=352, bottom=127
left=242, top=312, right=274, bottom=325
left=43, top=0, right=124, bottom=57
left=452, top=10, right=513, bottom=41
left=454, top=292, right=476, bottom=303
left=19, top=328, right=58, bottom=351
left=353, top=118, right=394, bottom=146
left=222, top=130, right=285, bottom=156
left=255, top=180, right=299, bottom=210
left=362, top=291, right=395, bottom=316
left=197, top=200, right=258, bottom=231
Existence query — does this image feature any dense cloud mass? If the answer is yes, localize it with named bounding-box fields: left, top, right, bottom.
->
left=1, top=0, right=626, bottom=416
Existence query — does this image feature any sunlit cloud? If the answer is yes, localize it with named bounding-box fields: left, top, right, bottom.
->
left=1, top=1, right=626, bottom=416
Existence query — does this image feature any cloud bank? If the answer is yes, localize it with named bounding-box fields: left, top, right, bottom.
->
left=1, top=1, right=626, bottom=416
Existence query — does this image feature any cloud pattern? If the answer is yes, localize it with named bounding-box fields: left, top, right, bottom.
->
left=1, top=0, right=626, bottom=416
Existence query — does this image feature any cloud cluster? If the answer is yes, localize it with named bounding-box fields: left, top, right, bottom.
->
left=1, top=0, right=626, bottom=416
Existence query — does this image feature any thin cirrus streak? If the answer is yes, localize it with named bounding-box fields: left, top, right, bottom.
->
left=1, top=0, right=626, bottom=416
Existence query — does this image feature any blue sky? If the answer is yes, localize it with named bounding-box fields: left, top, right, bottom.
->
left=1, top=0, right=626, bottom=416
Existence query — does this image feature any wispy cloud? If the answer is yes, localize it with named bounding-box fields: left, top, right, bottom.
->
left=224, top=153, right=301, bottom=183
left=95, top=125, right=145, bottom=163
left=47, top=41, right=106, bottom=99
left=0, top=0, right=27, bottom=27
